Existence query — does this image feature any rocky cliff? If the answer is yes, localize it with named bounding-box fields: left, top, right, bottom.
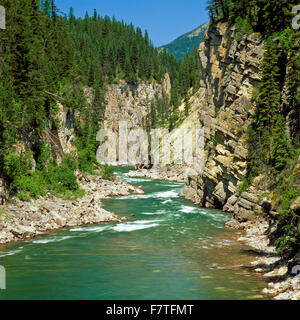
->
left=172, top=22, right=300, bottom=298
left=0, top=100, right=78, bottom=204
left=104, top=77, right=170, bottom=133
left=178, top=22, right=269, bottom=221
left=100, top=76, right=171, bottom=164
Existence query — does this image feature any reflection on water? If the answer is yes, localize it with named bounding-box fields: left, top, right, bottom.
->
left=0, top=167, right=270, bottom=300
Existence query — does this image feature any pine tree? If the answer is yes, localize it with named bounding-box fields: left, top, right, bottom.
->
left=285, top=31, right=300, bottom=141
left=256, top=38, right=281, bottom=131
left=271, top=115, right=290, bottom=172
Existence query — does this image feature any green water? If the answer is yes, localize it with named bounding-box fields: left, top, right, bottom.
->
left=0, top=167, right=269, bottom=300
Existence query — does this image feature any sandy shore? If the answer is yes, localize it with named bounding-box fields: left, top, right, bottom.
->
left=0, top=173, right=144, bottom=245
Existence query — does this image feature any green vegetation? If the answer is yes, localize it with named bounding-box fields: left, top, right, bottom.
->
left=244, top=32, right=299, bottom=256
left=100, top=164, right=115, bottom=181
left=0, top=1, right=202, bottom=201
left=206, top=0, right=298, bottom=36
left=3, top=150, right=82, bottom=199
left=0, top=208, right=10, bottom=220
left=148, top=47, right=202, bottom=130
left=159, top=23, right=208, bottom=60
left=273, top=152, right=300, bottom=255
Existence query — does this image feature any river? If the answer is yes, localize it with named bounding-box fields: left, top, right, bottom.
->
left=0, top=167, right=269, bottom=299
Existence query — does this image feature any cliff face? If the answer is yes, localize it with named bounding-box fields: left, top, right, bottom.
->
left=179, top=22, right=268, bottom=221
left=43, top=102, right=77, bottom=164
left=103, top=78, right=169, bottom=133
left=101, top=76, right=171, bottom=164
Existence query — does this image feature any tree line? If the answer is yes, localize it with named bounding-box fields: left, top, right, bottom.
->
left=0, top=0, right=202, bottom=199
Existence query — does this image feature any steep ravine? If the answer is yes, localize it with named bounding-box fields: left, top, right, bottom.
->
left=0, top=19, right=298, bottom=299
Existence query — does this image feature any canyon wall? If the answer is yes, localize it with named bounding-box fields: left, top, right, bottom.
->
left=179, top=22, right=270, bottom=222
left=99, top=76, right=171, bottom=164
left=103, top=77, right=170, bottom=133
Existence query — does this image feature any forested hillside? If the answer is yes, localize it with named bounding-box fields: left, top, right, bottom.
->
left=159, top=23, right=208, bottom=60
left=0, top=0, right=202, bottom=201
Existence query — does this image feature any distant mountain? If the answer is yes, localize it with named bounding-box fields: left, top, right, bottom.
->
left=159, top=22, right=209, bottom=60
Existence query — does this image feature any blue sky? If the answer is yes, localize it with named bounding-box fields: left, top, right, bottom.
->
left=55, top=0, right=209, bottom=47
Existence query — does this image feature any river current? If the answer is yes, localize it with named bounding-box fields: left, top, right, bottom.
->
left=0, top=167, right=269, bottom=299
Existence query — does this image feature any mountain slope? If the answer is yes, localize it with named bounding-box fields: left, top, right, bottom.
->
left=159, top=22, right=209, bottom=60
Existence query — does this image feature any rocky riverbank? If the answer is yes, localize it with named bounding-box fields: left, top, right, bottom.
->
left=226, top=218, right=300, bottom=300
left=129, top=164, right=300, bottom=300
left=0, top=173, right=144, bottom=245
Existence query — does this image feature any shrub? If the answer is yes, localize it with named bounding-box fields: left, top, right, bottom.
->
left=5, top=151, right=81, bottom=200
left=235, top=16, right=254, bottom=41
left=100, top=164, right=115, bottom=181
left=77, top=147, right=98, bottom=173
left=278, top=27, right=293, bottom=51
left=53, top=164, right=79, bottom=191
left=13, top=171, right=47, bottom=198
left=0, top=209, right=10, bottom=220
left=3, top=152, right=31, bottom=181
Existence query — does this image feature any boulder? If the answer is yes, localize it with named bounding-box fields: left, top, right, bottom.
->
left=179, top=186, right=198, bottom=202
left=55, top=216, right=67, bottom=227
left=223, top=195, right=238, bottom=212
left=225, top=219, right=242, bottom=230
left=10, top=225, right=36, bottom=238
left=234, top=206, right=255, bottom=222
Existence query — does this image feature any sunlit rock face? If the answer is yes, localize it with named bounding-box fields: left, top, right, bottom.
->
left=180, top=22, right=267, bottom=219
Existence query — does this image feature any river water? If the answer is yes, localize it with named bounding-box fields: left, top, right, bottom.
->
left=0, top=167, right=269, bottom=299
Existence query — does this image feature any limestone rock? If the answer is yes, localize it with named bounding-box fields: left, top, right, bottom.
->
left=179, top=185, right=200, bottom=204
left=225, top=219, right=242, bottom=230
left=176, top=21, right=264, bottom=214
left=10, top=225, right=36, bottom=238
left=55, top=216, right=67, bottom=227
left=162, top=73, right=171, bottom=97
left=0, top=177, right=8, bottom=205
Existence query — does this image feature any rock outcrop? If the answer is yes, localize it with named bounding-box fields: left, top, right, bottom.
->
left=175, top=22, right=300, bottom=299
left=104, top=76, right=170, bottom=134
left=100, top=77, right=171, bottom=165
left=179, top=22, right=266, bottom=220
left=42, top=102, right=78, bottom=164
left=0, top=177, right=8, bottom=205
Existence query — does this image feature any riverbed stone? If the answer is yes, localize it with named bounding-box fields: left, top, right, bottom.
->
left=0, top=174, right=140, bottom=245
